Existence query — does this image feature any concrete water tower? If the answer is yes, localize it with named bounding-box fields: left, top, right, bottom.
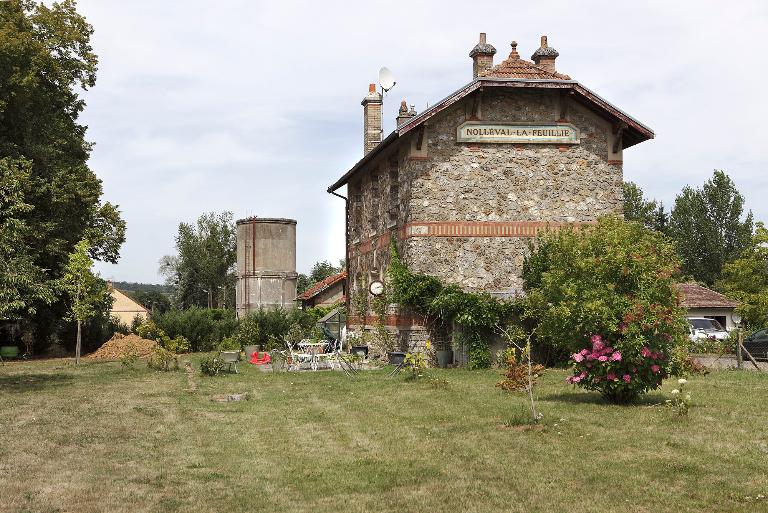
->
left=235, top=217, right=298, bottom=317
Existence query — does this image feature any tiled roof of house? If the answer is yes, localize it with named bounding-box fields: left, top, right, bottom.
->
left=297, top=271, right=347, bottom=301
left=480, top=42, right=571, bottom=80
left=676, top=282, right=739, bottom=309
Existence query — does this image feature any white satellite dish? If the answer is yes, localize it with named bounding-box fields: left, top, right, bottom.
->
left=379, top=67, right=396, bottom=92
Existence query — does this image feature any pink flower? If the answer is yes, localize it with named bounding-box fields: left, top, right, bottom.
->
left=579, top=371, right=587, bottom=379
left=573, top=353, right=584, bottom=363
left=641, top=346, right=652, bottom=358
left=598, top=355, right=608, bottom=362
left=611, top=351, right=622, bottom=361
left=623, top=374, right=631, bottom=383
left=586, top=353, right=596, bottom=361
left=591, top=336, right=605, bottom=352
left=572, top=376, right=582, bottom=383
left=651, top=364, right=661, bottom=373
left=590, top=334, right=602, bottom=345
left=566, top=376, right=575, bottom=384
left=580, top=349, right=590, bottom=356
left=607, top=372, right=617, bottom=381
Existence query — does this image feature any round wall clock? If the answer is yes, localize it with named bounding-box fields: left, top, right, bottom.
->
left=369, top=280, right=385, bottom=296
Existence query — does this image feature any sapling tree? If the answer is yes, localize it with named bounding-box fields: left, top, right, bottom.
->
left=61, top=240, right=111, bottom=363
left=495, top=324, right=545, bottom=423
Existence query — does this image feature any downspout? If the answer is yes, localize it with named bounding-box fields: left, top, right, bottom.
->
left=329, top=189, right=349, bottom=327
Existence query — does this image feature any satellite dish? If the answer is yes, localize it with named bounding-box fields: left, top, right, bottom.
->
left=379, top=67, right=396, bottom=92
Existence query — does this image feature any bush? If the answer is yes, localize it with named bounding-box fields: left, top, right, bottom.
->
left=136, top=319, right=166, bottom=341
left=152, top=307, right=238, bottom=352
left=163, top=335, right=190, bottom=354
left=232, top=314, right=260, bottom=349
left=199, top=353, right=224, bottom=376
left=240, top=307, right=320, bottom=351
left=523, top=217, right=689, bottom=403
left=147, top=346, right=179, bottom=371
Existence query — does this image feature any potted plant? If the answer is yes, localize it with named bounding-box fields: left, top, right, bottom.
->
left=348, top=330, right=368, bottom=358
left=218, top=337, right=241, bottom=361
left=436, top=347, right=453, bottom=368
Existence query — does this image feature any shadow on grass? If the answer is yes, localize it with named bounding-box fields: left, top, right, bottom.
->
left=542, top=390, right=667, bottom=406
left=0, top=372, right=73, bottom=393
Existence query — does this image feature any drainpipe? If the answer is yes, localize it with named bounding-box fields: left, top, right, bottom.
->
left=329, top=189, right=349, bottom=325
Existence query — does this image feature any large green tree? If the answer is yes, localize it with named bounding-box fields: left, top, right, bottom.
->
left=669, top=170, right=753, bottom=285
left=160, top=212, right=236, bottom=309
left=0, top=1, right=125, bottom=346
left=715, top=223, right=768, bottom=329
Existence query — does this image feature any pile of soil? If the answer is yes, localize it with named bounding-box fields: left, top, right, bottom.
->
left=88, top=333, right=157, bottom=360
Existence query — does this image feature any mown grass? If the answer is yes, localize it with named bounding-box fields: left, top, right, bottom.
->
left=1, top=357, right=767, bottom=513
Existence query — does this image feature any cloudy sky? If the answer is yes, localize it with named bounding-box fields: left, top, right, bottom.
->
left=80, top=0, right=768, bottom=283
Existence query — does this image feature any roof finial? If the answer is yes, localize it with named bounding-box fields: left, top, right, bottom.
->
left=509, top=41, right=519, bottom=59
left=540, top=36, right=548, bottom=48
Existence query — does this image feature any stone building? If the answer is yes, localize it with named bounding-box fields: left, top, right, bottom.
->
left=297, top=271, right=347, bottom=309
left=328, top=33, right=654, bottom=350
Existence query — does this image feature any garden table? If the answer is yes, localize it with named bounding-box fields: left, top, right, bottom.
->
left=297, top=341, right=326, bottom=371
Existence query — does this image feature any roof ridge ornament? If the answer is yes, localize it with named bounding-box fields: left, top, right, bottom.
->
left=509, top=41, right=520, bottom=59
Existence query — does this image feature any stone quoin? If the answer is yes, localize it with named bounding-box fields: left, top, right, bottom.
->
left=328, top=33, right=654, bottom=357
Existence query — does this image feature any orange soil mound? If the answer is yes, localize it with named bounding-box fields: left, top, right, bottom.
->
left=88, top=333, right=157, bottom=359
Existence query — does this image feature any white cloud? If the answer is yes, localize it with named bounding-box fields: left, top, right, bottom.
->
left=84, top=0, right=768, bottom=281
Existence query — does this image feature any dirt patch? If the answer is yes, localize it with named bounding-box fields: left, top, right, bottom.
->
left=87, top=333, right=157, bottom=360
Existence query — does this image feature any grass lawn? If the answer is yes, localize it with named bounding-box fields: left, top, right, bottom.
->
left=1, top=357, right=768, bottom=513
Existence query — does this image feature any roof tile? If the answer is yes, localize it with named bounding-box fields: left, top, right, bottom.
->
left=675, top=282, right=739, bottom=309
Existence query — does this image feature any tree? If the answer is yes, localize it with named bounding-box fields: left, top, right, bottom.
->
left=523, top=217, right=688, bottom=403
left=297, top=259, right=344, bottom=294
left=128, top=290, right=171, bottom=315
left=61, top=240, right=111, bottom=363
left=160, top=212, right=236, bottom=309
left=622, top=181, right=668, bottom=234
left=669, top=170, right=753, bottom=285
left=716, top=223, right=768, bottom=329
left=0, top=1, right=125, bottom=347
left=0, top=157, right=55, bottom=320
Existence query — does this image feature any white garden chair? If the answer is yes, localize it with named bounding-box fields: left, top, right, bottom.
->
left=284, top=338, right=312, bottom=371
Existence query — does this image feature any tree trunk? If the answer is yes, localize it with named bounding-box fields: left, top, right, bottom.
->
left=75, top=319, right=82, bottom=364
left=208, top=287, right=213, bottom=309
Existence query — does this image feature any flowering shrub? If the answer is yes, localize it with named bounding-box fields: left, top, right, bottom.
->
left=524, top=217, right=689, bottom=403
left=567, top=334, right=669, bottom=403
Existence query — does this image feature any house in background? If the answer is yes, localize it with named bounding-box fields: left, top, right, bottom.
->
left=676, top=282, right=739, bottom=330
left=108, top=283, right=149, bottom=326
left=297, top=271, right=347, bottom=309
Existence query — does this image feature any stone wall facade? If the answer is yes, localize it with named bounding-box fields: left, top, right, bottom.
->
left=345, top=87, right=623, bottom=351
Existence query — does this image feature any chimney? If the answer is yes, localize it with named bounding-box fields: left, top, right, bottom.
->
left=361, top=83, right=382, bottom=155
left=396, top=100, right=416, bottom=126
left=469, top=32, right=496, bottom=78
left=531, top=35, right=559, bottom=73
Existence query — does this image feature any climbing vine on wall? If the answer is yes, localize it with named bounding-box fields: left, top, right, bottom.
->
left=388, top=241, right=518, bottom=368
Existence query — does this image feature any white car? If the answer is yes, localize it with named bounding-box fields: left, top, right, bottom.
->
left=687, top=317, right=729, bottom=343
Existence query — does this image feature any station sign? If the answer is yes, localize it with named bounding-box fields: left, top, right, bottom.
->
left=457, top=122, right=580, bottom=144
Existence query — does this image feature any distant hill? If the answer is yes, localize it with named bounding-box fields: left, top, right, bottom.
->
left=112, top=281, right=173, bottom=295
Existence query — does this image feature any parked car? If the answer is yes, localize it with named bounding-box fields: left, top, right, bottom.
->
left=687, top=317, right=729, bottom=343
left=743, top=329, right=768, bottom=360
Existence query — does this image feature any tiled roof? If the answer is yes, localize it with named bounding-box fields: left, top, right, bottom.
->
left=480, top=42, right=571, bottom=80
left=675, top=283, right=739, bottom=309
left=297, top=271, right=347, bottom=301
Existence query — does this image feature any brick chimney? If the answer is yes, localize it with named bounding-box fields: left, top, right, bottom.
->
left=361, top=83, right=382, bottom=155
left=396, top=100, right=416, bottom=126
left=531, top=35, right=559, bottom=74
left=469, top=32, right=496, bottom=78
